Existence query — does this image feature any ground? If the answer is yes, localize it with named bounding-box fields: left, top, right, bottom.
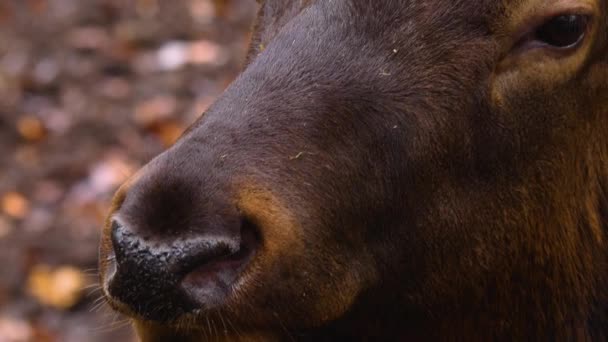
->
left=0, top=1, right=256, bottom=340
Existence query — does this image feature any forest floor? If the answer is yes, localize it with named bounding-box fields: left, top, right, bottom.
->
left=0, top=1, right=256, bottom=340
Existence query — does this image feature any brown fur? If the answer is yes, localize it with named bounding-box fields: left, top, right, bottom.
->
left=99, top=0, right=608, bottom=340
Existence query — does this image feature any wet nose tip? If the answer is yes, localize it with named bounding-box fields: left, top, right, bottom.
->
left=105, top=216, right=258, bottom=322
left=109, top=219, right=136, bottom=259
left=106, top=219, right=197, bottom=321
left=109, top=218, right=241, bottom=274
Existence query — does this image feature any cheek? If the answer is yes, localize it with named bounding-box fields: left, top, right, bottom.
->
left=233, top=183, right=374, bottom=327
left=585, top=61, right=608, bottom=95
left=490, top=52, right=592, bottom=131
left=492, top=57, right=584, bottom=109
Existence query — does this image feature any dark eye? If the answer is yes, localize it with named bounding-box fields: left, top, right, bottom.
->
left=534, top=14, right=589, bottom=48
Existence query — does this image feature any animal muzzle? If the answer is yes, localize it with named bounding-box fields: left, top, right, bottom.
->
left=105, top=200, right=259, bottom=322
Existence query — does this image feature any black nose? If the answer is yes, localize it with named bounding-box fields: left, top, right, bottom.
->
left=107, top=215, right=257, bottom=322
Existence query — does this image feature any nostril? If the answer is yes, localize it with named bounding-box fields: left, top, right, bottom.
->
left=169, top=217, right=260, bottom=278
left=105, top=213, right=260, bottom=320
left=106, top=218, right=198, bottom=321
left=177, top=243, right=235, bottom=276
left=180, top=217, right=260, bottom=304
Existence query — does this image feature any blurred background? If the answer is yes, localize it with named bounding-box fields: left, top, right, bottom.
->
left=0, top=0, right=257, bottom=340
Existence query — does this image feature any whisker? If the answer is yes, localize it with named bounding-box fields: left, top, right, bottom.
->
left=211, top=316, right=218, bottom=341
left=86, top=288, right=103, bottom=296
left=92, top=315, right=131, bottom=334
left=225, top=315, right=243, bottom=341
left=219, top=312, right=228, bottom=339
left=273, top=311, right=296, bottom=342
left=89, top=296, right=108, bottom=313
left=206, top=316, right=212, bottom=341
left=81, top=268, right=99, bottom=275
left=83, top=283, right=102, bottom=290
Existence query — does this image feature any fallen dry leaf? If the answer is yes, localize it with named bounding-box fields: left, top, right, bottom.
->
left=32, top=181, right=64, bottom=205
left=89, top=153, right=135, bottom=195
left=157, top=41, right=188, bottom=71
left=0, top=316, right=33, bottom=342
left=0, top=0, right=255, bottom=338
left=1, top=192, right=30, bottom=219
left=189, top=0, right=215, bottom=23
left=0, top=215, right=13, bottom=239
left=153, top=120, right=184, bottom=147
left=16, top=116, right=47, bottom=142
left=67, top=26, right=110, bottom=51
left=32, top=58, right=59, bottom=85
left=133, top=95, right=178, bottom=127
left=212, top=0, right=228, bottom=17
left=136, top=0, right=159, bottom=17
left=99, top=77, right=131, bottom=100
left=27, top=265, right=86, bottom=310
left=188, top=40, right=226, bottom=66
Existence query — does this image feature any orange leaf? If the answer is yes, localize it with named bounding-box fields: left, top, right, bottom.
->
left=27, top=265, right=86, bottom=310
left=17, top=116, right=47, bottom=142
left=1, top=192, right=30, bottom=219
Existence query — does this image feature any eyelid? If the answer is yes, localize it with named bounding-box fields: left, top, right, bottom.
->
left=512, top=9, right=594, bottom=49
left=497, top=1, right=597, bottom=70
left=507, top=0, right=595, bottom=41
left=510, top=14, right=591, bottom=55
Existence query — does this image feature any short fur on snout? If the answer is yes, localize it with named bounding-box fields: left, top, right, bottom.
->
left=100, top=0, right=608, bottom=340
